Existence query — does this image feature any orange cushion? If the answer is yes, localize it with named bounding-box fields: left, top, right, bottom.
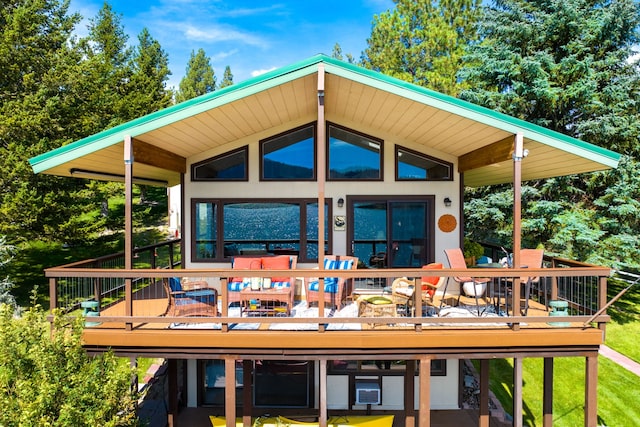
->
left=261, top=256, right=291, bottom=282
left=231, top=257, right=262, bottom=283
left=421, top=263, right=443, bottom=297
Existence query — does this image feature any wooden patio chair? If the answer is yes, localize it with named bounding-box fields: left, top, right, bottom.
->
left=164, top=277, right=218, bottom=317
left=305, top=255, right=358, bottom=309
left=514, top=248, right=545, bottom=316
left=444, top=248, right=490, bottom=315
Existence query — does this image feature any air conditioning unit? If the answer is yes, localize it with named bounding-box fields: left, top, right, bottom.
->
left=355, top=381, right=381, bottom=405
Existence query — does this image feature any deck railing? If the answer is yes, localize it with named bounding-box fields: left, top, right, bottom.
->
left=44, top=240, right=612, bottom=332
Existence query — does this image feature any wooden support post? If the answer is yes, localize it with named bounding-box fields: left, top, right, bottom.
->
left=513, top=357, right=523, bottom=427
left=585, top=354, right=598, bottom=427
left=167, top=359, right=178, bottom=427
left=124, top=135, right=134, bottom=330
left=317, top=64, right=326, bottom=331
left=418, top=358, right=430, bottom=427
left=225, top=358, right=236, bottom=427
left=479, top=359, right=489, bottom=427
left=405, top=360, right=416, bottom=427
left=243, top=360, right=252, bottom=427
left=319, top=359, right=328, bottom=427
left=543, top=358, right=554, bottom=427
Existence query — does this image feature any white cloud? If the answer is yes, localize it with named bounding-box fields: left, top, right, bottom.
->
left=183, top=24, right=267, bottom=48
left=251, top=67, right=278, bottom=77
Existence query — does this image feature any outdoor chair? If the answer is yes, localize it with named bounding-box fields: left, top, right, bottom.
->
left=390, top=263, right=446, bottom=316
left=164, top=277, right=218, bottom=317
left=305, top=255, right=358, bottom=309
left=444, top=248, right=490, bottom=315
left=503, top=248, right=545, bottom=316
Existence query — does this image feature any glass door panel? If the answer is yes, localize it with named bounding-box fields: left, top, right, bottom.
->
left=349, top=197, right=433, bottom=289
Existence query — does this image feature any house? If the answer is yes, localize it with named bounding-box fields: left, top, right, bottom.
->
left=30, top=55, right=618, bottom=427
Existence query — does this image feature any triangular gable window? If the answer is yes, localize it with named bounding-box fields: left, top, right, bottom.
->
left=396, top=145, right=452, bottom=181
left=192, top=146, right=248, bottom=181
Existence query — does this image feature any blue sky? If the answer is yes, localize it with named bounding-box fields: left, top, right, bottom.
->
left=70, top=0, right=394, bottom=89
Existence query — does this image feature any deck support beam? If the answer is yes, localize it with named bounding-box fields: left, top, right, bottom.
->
left=513, top=357, right=523, bottom=427
left=225, top=357, right=236, bottom=427
left=167, top=359, right=178, bottom=427
left=418, top=357, right=431, bottom=427
left=479, top=359, right=490, bottom=427
left=243, top=360, right=252, bottom=427
left=405, top=360, right=416, bottom=427
left=319, top=359, right=328, bottom=427
left=585, top=353, right=598, bottom=427
left=543, top=357, right=554, bottom=427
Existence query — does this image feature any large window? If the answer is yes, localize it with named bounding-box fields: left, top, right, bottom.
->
left=192, top=146, right=248, bottom=181
left=260, top=123, right=316, bottom=180
left=327, top=123, right=383, bottom=180
left=192, top=199, right=330, bottom=262
left=396, top=145, right=452, bottom=181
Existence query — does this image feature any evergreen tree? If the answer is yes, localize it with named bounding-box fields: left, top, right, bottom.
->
left=361, top=0, right=481, bottom=95
left=460, top=0, right=640, bottom=268
left=219, top=65, right=234, bottom=89
left=121, top=27, right=173, bottom=118
left=176, top=48, right=216, bottom=102
left=331, top=42, right=355, bottom=64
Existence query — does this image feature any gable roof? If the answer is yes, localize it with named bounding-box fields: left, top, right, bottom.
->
left=29, top=54, right=620, bottom=187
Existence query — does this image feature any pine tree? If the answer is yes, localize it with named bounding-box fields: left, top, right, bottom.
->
left=176, top=48, right=216, bottom=102
left=361, top=0, right=481, bottom=96
left=219, top=65, right=234, bottom=89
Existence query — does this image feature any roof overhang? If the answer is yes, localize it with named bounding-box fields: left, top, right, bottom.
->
left=29, top=55, right=620, bottom=187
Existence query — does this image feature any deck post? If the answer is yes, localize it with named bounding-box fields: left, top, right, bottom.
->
left=319, top=359, right=328, bottom=427
left=479, top=359, right=489, bottom=427
left=585, top=353, right=598, bottom=427
left=316, top=63, right=327, bottom=330
left=167, top=359, right=178, bottom=427
left=418, top=357, right=430, bottom=427
left=124, top=135, right=134, bottom=330
left=543, top=357, right=554, bottom=427
left=513, top=357, right=523, bottom=427
left=243, top=360, right=252, bottom=427
left=405, top=360, right=416, bottom=427
left=225, top=357, right=236, bottom=427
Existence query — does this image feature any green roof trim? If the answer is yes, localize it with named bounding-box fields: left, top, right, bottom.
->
left=30, top=54, right=620, bottom=173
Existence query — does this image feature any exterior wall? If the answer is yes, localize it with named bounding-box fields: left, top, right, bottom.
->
left=181, top=123, right=461, bottom=271
left=319, top=359, right=459, bottom=410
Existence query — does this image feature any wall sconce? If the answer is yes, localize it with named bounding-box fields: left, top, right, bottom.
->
left=444, top=197, right=452, bottom=207
left=337, top=197, right=345, bottom=208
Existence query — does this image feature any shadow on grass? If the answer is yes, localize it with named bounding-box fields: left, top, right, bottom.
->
left=607, top=276, right=640, bottom=324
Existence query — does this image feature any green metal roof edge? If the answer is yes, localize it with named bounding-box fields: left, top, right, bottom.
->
left=31, top=53, right=620, bottom=173
left=29, top=55, right=326, bottom=173
left=320, top=57, right=620, bottom=167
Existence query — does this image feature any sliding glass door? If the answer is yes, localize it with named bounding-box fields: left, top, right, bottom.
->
left=349, top=196, right=435, bottom=284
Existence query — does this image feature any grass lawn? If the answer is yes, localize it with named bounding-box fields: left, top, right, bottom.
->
left=481, top=356, right=640, bottom=427
left=483, top=276, right=640, bottom=426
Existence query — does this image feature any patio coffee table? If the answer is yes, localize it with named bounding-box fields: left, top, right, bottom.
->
left=240, top=287, right=292, bottom=316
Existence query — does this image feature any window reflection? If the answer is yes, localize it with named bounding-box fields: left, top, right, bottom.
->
left=396, top=146, right=452, bottom=181
left=261, top=124, right=315, bottom=180
left=192, top=146, right=248, bottom=181
left=328, top=123, right=382, bottom=180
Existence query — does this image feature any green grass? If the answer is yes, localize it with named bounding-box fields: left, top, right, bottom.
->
left=482, top=277, right=640, bottom=426
left=480, top=356, right=640, bottom=427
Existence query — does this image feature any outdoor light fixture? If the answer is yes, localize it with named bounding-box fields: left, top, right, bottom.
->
left=337, top=197, right=345, bottom=208
left=70, top=168, right=168, bottom=187
left=444, top=197, right=452, bottom=207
